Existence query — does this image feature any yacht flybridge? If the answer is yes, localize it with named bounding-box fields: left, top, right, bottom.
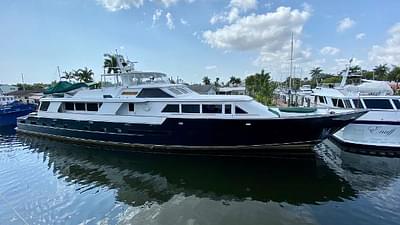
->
left=16, top=54, right=365, bottom=157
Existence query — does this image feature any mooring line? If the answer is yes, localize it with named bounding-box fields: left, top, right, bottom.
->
left=0, top=192, right=29, bottom=225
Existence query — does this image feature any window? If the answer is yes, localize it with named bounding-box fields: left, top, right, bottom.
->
left=202, top=104, right=222, bottom=113
left=318, top=96, right=325, bottom=104
left=363, top=99, right=393, bottom=109
left=65, top=102, right=74, bottom=110
left=39, top=101, right=50, bottom=111
left=176, top=87, right=188, bottom=94
left=393, top=99, right=400, bottom=110
left=162, top=104, right=180, bottom=113
left=337, top=99, right=345, bottom=108
left=182, top=104, right=200, bottom=113
left=235, top=106, right=247, bottom=114
left=332, top=98, right=338, bottom=106
left=75, top=103, right=85, bottom=111
left=87, top=103, right=99, bottom=111
left=352, top=99, right=364, bottom=108
left=137, top=88, right=173, bottom=98
left=128, top=103, right=135, bottom=112
left=225, top=104, right=232, bottom=114
left=344, top=99, right=352, bottom=108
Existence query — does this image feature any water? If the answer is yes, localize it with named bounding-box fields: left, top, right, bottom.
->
left=1, top=127, right=400, bottom=225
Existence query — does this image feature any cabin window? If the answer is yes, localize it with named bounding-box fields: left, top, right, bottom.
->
left=332, top=98, right=338, bottom=106
left=337, top=99, right=345, bottom=108
left=39, top=101, right=50, bottom=111
left=344, top=100, right=352, bottom=108
left=225, top=104, right=232, bottom=114
left=235, top=106, right=247, bottom=114
left=137, top=88, right=173, bottom=98
left=182, top=104, right=200, bottom=113
left=162, top=104, right=180, bottom=113
left=128, top=103, right=135, bottom=112
left=87, top=103, right=99, bottom=111
left=65, top=102, right=74, bottom=110
left=318, top=96, right=325, bottom=104
left=363, top=99, right=393, bottom=109
left=393, top=100, right=400, bottom=110
left=202, top=104, right=222, bottom=113
left=75, top=103, right=86, bottom=111
left=352, top=99, right=364, bottom=109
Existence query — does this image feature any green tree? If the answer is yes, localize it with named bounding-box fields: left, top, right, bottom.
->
left=228, top=76, right=242, bottom=86
left=349, top=65, right=361, bottom=74
left=61, top=71, right=74, bottom=81
left=74, top=67, right=94, bottom=83
left=373, top=64, right=389, bottom=80
left=388, top=66, right=400, bottom=82
left=309, top=67, right=323, bottom=87
left=214, top=77, right=220, bottom=87
left=245, top=69, right=276, bottom=105
left=104, top=54, right=120, bottom=74
left=202, top=76, right=211, bottom=85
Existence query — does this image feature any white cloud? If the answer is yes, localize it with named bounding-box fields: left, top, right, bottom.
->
left=205, top=65, right=217, bottom=70
left=337, top=17, right=355, bottom=32
left=152, top=9, right=163, bottom=26
left=97, top=0, right=144, bottom=11
left=165, top=12, right=175, bottom=30
left=356, top=33, right=366, bottom=40
left=160, top=0, right=178, bottom=7
left=320, top=46, right=340, bottom=55
left=369, top=23, right=400, bottom=65
left=180, top=18, right=188, bottom=25
left=229, top=0, right=257, bottom=12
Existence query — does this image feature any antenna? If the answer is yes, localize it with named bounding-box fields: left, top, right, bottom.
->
left=289, top=32, right=294, bottom=90
left=57, top=66, right=61, bottom=80
left=21, top=73, right=25, bottom=91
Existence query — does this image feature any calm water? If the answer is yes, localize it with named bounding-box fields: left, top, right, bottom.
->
left=1, top=127, right=400, bottom=225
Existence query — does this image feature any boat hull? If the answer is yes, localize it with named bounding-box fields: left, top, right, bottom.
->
left=0, top=108, right=35, bottom=126
left=17, top=111, right=364, bottom=157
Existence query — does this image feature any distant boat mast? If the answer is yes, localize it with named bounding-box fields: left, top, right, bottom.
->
left=289, top=32, right=294, bottom=90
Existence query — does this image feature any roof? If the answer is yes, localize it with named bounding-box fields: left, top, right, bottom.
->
left=188, top=85, right=216, bottom=94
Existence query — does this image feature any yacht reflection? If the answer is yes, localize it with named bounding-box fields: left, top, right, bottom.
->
left=18, top=134, right=357, bottom=206
left=318, top=139, right=400, bottom=191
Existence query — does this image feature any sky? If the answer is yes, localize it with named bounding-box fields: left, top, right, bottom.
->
left=1, top=0, right=400, bottom=84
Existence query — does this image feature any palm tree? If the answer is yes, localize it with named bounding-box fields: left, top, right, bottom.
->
left=61, top=71, right=74, bottom=82
left=202, top=76, right=211, bottom=85
left=310, top=67, right=323, bottom=86
left=214, top=77, right=220, bottom=87
left=104, top=54, right=120, bottom=74
left=229, top=76, right=242, bottom=86
left=75, top=67, right=94, bottom=83
left=373, top=64, right=389, bottom=80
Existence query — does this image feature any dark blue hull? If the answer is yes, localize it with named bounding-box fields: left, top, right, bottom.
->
left=16, top=111, right=365, bottom=156
left=0, top=107, right=35, bottom=126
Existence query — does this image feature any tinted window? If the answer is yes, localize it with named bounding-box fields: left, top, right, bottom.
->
left=39, top=101, right=50, bottom=111
left=393, top=100, right=400, bottom=110
left=128, top=103, right=135, bottom=112
left=65, top=102, right=74, bottom=110
left=162, top=104, right=180, bottom=113
left=363, top=99, right=393, bottom=109
left=331, top=98, right=338, bottom=106
left=337, top=99, right=344, bottom=108
left=182, top=104, right=200, bottom=113
left=344, top=100, right=352, bottom=108
left=75, top=103, right=85, bottom=111
left=87, top=103, right=99, bottom=111
left=137, top=88, right=173, bottom=98
left=318, top=96, right=325, bottom=104
left=352, top=99, right=364, bottom=108
left=202, top=104, right=222, bottom=113
left=225, top=104, right=232, bottom=114
left=235, top=106, right=247, bottom=114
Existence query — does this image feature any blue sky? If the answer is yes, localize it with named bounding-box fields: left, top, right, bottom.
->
left=1, top=0, right=400, bottom=84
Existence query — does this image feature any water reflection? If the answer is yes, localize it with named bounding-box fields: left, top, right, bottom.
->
left=18, top=134, right=356, bottom=206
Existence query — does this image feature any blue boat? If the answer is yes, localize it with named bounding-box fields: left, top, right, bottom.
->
left=0, top=96, right=36, bottom=127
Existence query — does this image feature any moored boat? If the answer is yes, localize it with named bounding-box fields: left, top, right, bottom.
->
left=0, top=95, right=36, bottom=126
left=16, top=54, right=366, bottom=157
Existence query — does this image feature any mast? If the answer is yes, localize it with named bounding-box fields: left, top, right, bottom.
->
left=21, top=73, right=25, bottom=91
left=289, top=32, right=294, bottom=90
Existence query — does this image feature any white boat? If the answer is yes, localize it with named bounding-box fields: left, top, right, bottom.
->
left=304, top=60, right=400, bottom=149
left=16, top=54, right=365, bottom=157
